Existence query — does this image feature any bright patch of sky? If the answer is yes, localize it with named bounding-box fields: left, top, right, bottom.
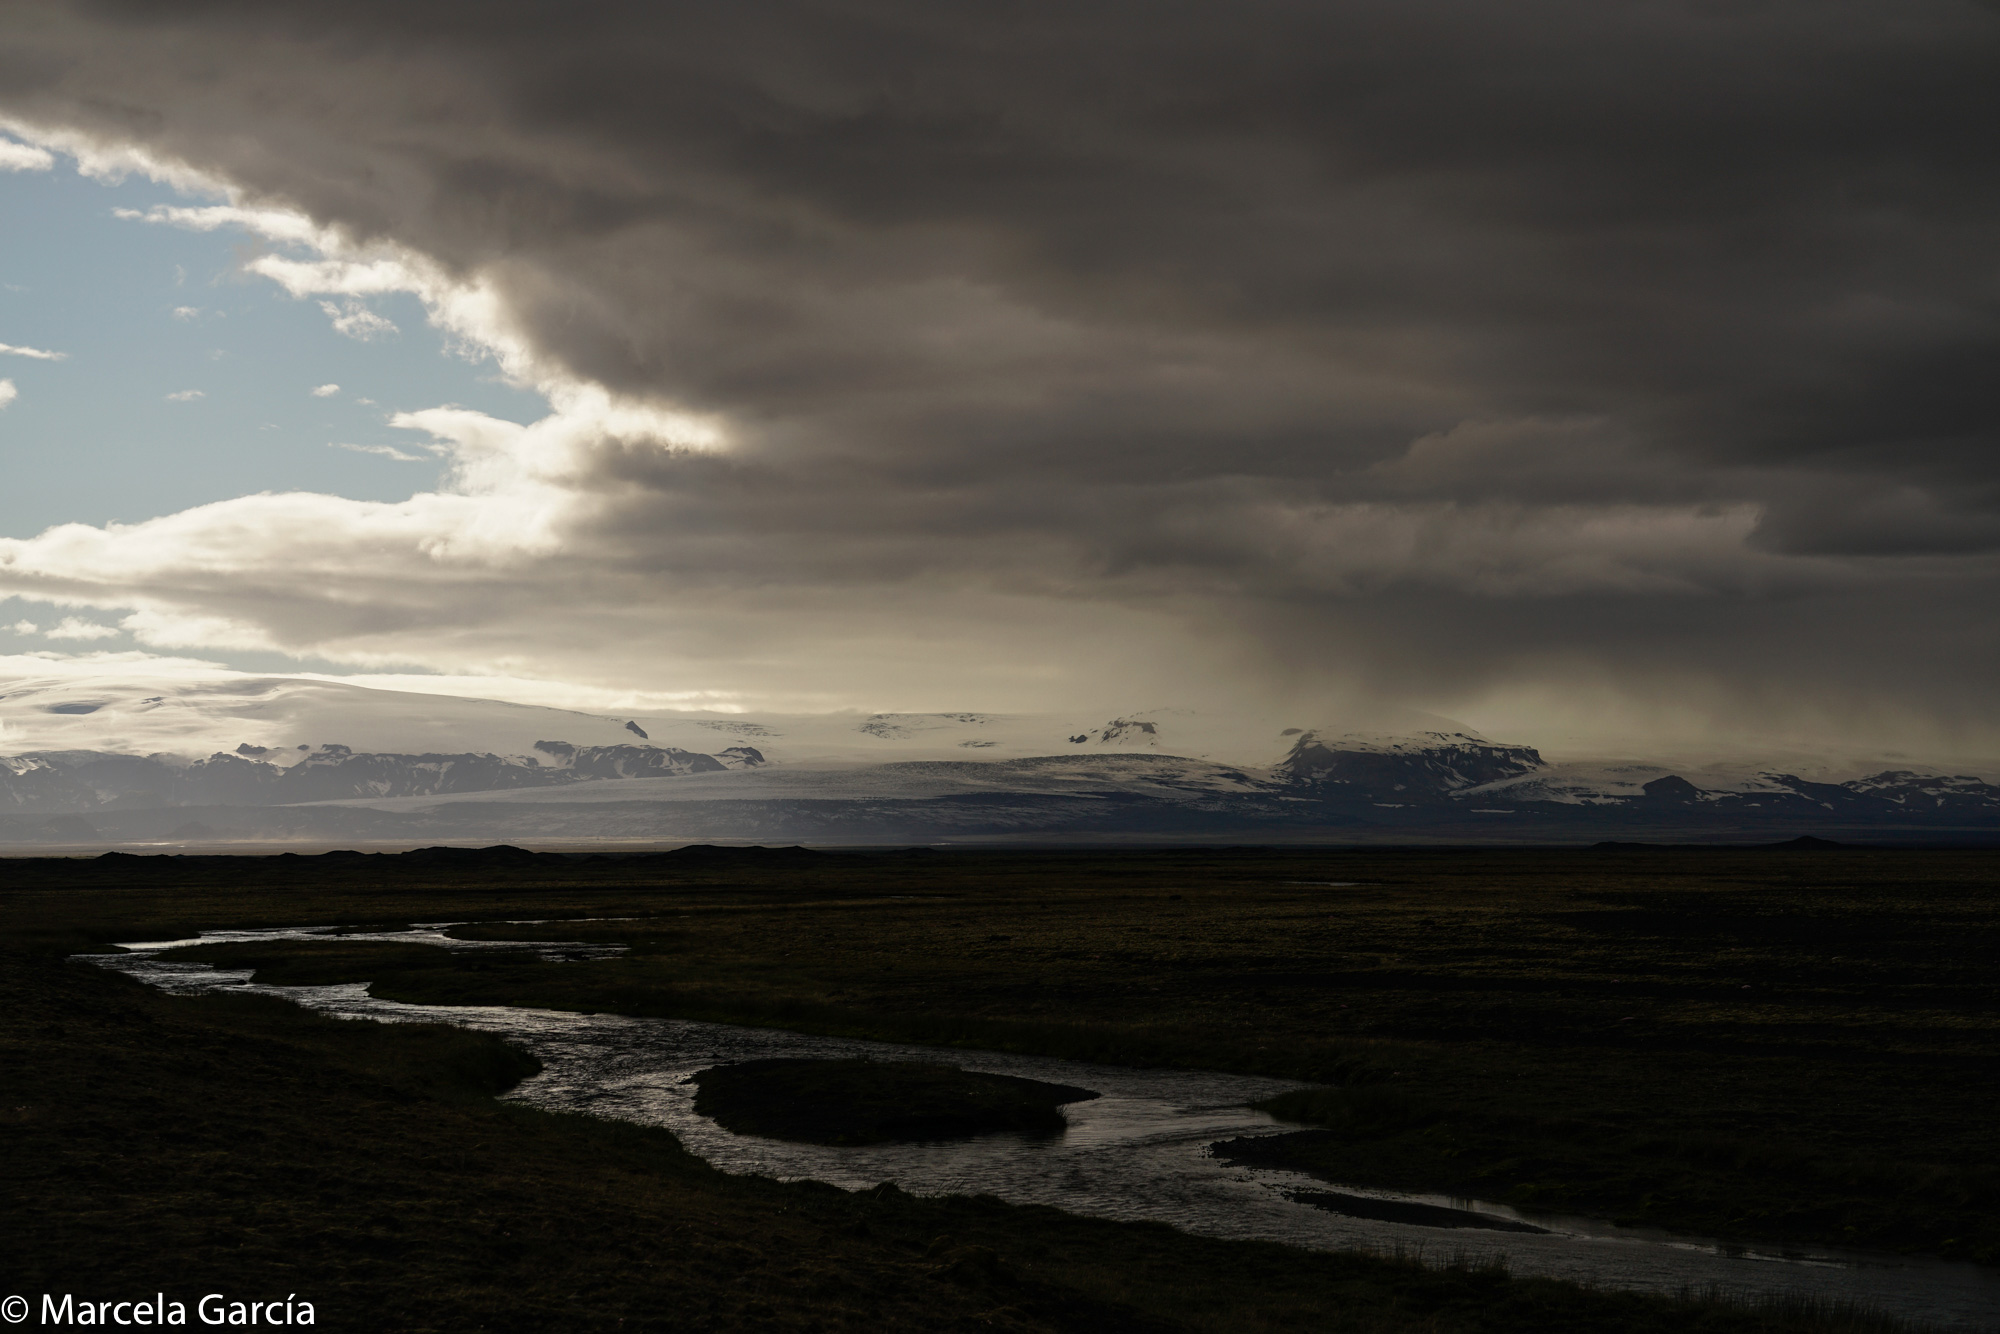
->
left=0, top=142, right=548, bottom=664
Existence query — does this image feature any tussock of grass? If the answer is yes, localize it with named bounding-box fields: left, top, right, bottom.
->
left=691, top=1057, right=1097, bottom=1144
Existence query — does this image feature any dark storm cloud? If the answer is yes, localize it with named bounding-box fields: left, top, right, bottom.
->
left=2, top=0, right=1998, bottom=738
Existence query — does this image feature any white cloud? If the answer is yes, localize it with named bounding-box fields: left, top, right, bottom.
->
left=0, top=342, right=66, bottom=360
left=318, top=299, right=398, bottom=341
left=165, top=389, right=205, bottom=402
left=119, top=195, right=552, bottom=391
left=0, top=650, right=233, bottom=679
left=0, top=380, right=15, bottom=409
left=290, top=671, right=743, bottom=714
left=115, top=202, right=325, bottom=245
left=8, top=620, right=36, bottom=635
left=268, top=257, right=420, bottom=297
left=171, top=306, right=202, bottom=321
left=330, top=441, right=425, bottom=462
left=0, top=121, right=220, bottom=193
left=100, top=185, right=718, bottom=451
left=0, top=139, right=54, bottom=172
left=310, top=382, right=341, bottom=397
left=44, top=617, right=122, bottom=641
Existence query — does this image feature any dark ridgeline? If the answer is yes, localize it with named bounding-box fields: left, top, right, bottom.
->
left=2, top=730, right=1997, bottom=847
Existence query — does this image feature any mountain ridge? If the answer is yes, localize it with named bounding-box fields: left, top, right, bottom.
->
left=3, top=671, right=1995, bottom=845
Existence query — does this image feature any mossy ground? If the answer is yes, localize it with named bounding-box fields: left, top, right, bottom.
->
left=132, top=845, right=2000, bottom=1260
left=6, top=940, right=1916, bottom=1333
left=3, top=844, right=1994, bottom=1329
left=690, top=1058, right=1097, bottom=1145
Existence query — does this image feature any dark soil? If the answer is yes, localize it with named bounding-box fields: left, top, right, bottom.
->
left=692, top=1057, right=1097, bottom=1144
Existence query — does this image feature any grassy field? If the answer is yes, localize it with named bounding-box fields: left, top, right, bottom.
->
left=3, top=844, right=1994, bottom=1330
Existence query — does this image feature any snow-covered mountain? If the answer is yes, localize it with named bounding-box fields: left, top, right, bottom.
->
left=0, top=671, right=1452, bottom=769
left=1271, top=728, right=1546, bottom=800
left=1, top=669, right=1995, bottom=845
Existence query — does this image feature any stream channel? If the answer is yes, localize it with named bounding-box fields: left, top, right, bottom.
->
left=83, top=923, right=2000, bottom=1330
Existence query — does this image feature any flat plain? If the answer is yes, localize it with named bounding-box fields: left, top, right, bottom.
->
left=3, top=844, right=1993, bottom=1331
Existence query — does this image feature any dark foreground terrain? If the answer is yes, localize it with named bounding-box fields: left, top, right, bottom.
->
left=691, top=1058, right=1098, bottom=1145
left=3, top=843, right=1993, bottom=1331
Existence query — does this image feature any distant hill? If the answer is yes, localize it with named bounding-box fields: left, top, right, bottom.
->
left=2, top=670, right=1995, bottom=847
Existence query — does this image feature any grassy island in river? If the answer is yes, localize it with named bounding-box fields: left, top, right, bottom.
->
left=691, top=1057, right=1098, bottom=1145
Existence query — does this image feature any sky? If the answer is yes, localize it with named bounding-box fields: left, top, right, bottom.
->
left=0, top=0, right=1997, bottom=764
left=0, top=162, right=546, bottom=534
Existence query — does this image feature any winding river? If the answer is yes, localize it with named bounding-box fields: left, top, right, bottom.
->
left=84, top=925, right=2000, bottom=1331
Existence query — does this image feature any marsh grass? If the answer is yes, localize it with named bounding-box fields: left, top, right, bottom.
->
left=4, top=844, right=1995, bottom=1327
left=1231, top=1086, right=1999, bottom=1260
left=3, top=940, right=1930, bottom=1333
left=690, top=1057, right=1097, bottom=1144
left=129, top=846, right=2000, bottom=1260
left=1675, top=1288, right=1935, bottom=1334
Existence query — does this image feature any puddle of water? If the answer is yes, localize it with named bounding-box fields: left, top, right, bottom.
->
left=80, top=927, right=2000, bottom=1331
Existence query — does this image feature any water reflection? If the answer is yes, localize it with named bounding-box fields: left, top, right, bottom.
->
left=83, top=928, right=2000, bottom=1331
